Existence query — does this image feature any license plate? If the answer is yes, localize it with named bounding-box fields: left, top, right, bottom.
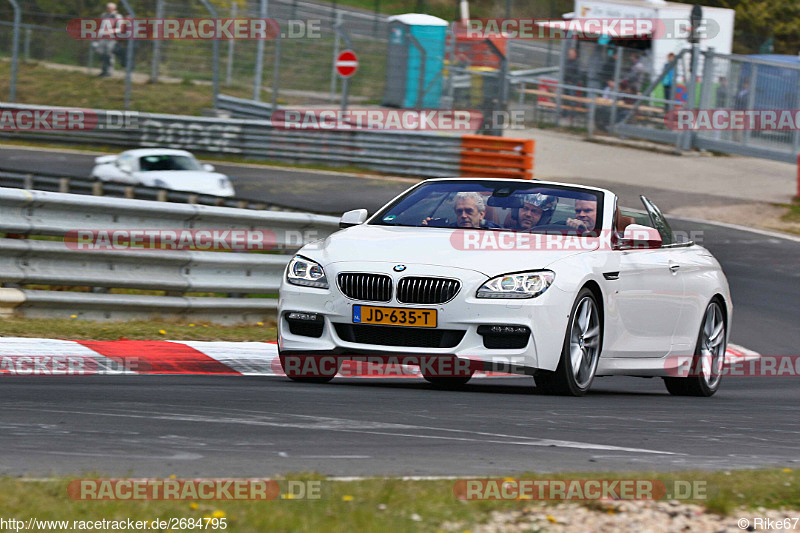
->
left=352, top=305, right=437, bottom=328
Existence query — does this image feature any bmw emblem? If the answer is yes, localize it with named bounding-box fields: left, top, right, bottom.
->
left=393, top=265, right=406, bottom=272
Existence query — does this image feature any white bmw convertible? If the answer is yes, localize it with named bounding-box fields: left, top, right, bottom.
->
left=278, top=178, right=732, bottom=396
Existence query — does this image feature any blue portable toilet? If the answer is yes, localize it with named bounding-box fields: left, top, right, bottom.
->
left=383, top=14, right=448, bottom=109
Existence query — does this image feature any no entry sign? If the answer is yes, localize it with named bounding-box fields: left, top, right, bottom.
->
left=335, top=50, right=359, bottom=78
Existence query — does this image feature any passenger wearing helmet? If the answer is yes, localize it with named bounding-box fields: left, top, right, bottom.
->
left=506, top=193, right=559, bottom=230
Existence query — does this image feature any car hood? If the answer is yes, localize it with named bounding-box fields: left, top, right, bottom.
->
left=304, top=224, right=599, bottom=277
left=135, top=170, right=232, bottom=195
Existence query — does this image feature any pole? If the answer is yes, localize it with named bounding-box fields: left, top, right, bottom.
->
left=150, top=0, right=164, bottom=83
left=373, top=0, right=380, bottom=36
left=330, top=11, right=343, bottom=102
left=23, top=27, right=30, bottom=62
left=226, top=1, right=236, bottom=86
left=7, top=0, right=20, bottom=102
left=681, top=42, right=699, bottom=150
left=272, top=31, right=281, bottom=111
left=796, top=154, right=800, bottom=200
left=118, top=0, right=135, bottom=111
left=253, top=0, right=266, bottom=100
left=341, top=78, right=350, bottom=111
left=199, top=0, right=220, bottom=109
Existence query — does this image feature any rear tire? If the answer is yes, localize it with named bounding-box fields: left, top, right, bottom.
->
left=535, top=288, right=602, bottom=396
left=663, top=300, right=725, bottom=397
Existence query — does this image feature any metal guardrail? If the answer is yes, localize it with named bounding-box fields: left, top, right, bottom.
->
left=0, top=168, right=304, bottom=212
left=0, top=187, right=340, bottom=323
left=0, top=103, right=464, bottom=178
left=217, top=94, right=276, bottom=121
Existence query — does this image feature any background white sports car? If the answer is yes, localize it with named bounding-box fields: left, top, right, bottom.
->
left=90, top=148, right=235, bottom=197
left=278, top=178, right=732, bottom=397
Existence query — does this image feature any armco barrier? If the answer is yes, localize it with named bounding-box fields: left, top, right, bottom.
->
left=0, top=103, right=537, bottom=180
left=0, top=103, right=462, bottom=178
left=0, top=168, right=302, bottom=212
left=460, top=135, right=534, bottom=180
left=0, top=187, right=340, bottom=323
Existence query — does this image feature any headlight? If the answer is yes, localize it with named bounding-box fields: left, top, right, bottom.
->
left=286, top=256, right=328, bottom=288
left=476, top=270, right=555, bottom=299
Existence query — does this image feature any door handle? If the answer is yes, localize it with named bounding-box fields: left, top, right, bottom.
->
left=669, top=264, right=681, bottom=273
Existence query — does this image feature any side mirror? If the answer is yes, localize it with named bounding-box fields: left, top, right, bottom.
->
left=620, top=224, right=662, bottom=249
left=203, top=163, right=215, bottom=172
left=339, top=209, right=368, bottom=229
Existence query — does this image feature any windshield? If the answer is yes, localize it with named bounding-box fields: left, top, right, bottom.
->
left=138, top=155, right=202, bottom=172
left=372, top=181, right=604, bottom=232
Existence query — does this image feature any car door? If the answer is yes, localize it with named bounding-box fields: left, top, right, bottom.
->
left=640, top=196, right=708, bottom=356
left=608, top=197, right=685, bottom=358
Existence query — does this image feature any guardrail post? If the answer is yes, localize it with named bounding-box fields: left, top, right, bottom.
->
left=92, top=181, right=104, bottom=196
left=6, top=0, right=21, bottom=102
left=125, top=186, right=135, bottom=199
left=156, top=189, right=168, bottom=202
left=59, top=178, right=70, bottom=193
left=23, top=173, right=33, bottom=190
left=587, top=98, right=596, bottom=139
left=187, top=194, right=198, bottom=204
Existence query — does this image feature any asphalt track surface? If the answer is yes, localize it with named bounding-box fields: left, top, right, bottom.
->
left=1, top=146, right=799, bottom=477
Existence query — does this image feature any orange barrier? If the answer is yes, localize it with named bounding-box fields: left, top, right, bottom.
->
left=460, top=135, right=534, bottom=180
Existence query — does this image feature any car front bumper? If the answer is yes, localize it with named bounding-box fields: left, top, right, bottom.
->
left=278, top=262, right=574, bottom=373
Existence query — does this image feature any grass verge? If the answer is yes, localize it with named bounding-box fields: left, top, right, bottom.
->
left=1, top=469, right=797, bottom=531
left=0, top=317, right=277, bottom=342
left=0, top=62, right=253, bottom=116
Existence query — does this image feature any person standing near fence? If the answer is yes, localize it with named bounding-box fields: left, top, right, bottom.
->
left=662, top=53, right=675, bottom=110
left=94, top=2, right=122, bottom=77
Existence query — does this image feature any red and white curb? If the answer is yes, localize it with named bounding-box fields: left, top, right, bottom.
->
left=0, top=338, right=758, bottom=377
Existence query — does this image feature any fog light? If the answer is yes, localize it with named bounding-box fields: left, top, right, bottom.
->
left=285, top=311, right=324, bottom=338
left=477, top=325, right=530, bottom=349
left=479, top=325, right=530, bottom=336
left=288, top=312, right=318, bottom=321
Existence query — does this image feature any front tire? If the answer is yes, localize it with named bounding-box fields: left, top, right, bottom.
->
left=422, top=374, right=473, bottom=388
left=278, top=353, right=339, bottom=384
left=663, top=300, right=725, bottom=397
left=535, top=288, right=602, bottom=396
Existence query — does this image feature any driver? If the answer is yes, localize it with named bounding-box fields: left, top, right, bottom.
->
left=566, top=195, right=598, bottom=231
left=505, top=193, right=559, bottom=230
left=422, top=192, right=499, bottom=228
